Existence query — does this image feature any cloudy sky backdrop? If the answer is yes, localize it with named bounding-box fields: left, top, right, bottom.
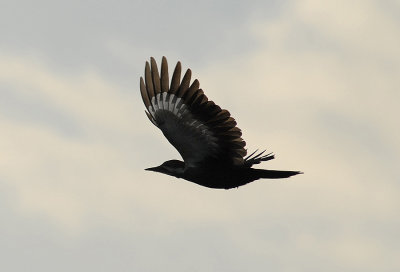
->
left=1, top=0, right=399, bottom=271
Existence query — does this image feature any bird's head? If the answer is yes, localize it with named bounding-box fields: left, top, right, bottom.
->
left=145, top=160, right=185, bottom=178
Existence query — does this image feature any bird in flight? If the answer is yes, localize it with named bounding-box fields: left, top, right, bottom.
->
left=140, top=57, right=302, bottom=189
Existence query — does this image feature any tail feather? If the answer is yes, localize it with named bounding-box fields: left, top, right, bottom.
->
left=244, top=149, right=275, bottom=167
left=251, top=168, right=303, bottom=179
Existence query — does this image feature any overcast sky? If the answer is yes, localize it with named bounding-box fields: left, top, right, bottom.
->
left=1, top=0, right=399, bottom=271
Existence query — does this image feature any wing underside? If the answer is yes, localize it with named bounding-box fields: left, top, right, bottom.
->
left=140, top=57, right=247, bottom=167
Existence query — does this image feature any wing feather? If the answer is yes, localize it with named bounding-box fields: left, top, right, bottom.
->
left=140, top=77, right=151, bottom=109
left=183, top=79, right=200, bottom=104
left=161, top=56, right=169, bottom=93
left=144, top=62, right=154, bottom=98
left=150, top=57, right=161, bottom=94
left=170, top=61, right=181, bottom=94
left=177, top=69, right=191, bottom=98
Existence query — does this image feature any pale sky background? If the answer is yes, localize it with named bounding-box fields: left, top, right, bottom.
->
left=1, top=0, right=399, bottom=271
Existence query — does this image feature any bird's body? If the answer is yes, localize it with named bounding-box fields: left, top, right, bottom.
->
left=146, top=159, right=300, bottom=189
left=140, top=57, right=301, bottom=189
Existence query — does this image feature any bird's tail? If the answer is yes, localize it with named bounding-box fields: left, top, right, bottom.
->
left=250, top=168, right=303, bottom=179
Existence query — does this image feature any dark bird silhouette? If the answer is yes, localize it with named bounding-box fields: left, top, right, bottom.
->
left=140, top=57, right=302, bottom=189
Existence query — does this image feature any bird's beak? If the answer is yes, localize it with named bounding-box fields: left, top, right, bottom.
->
left=145, top=166, right=159, bottom=172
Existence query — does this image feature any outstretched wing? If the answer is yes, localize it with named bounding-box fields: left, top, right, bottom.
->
left=140, top=56, right=247, bottom=167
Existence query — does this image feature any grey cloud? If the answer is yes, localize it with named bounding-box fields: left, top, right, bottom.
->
left=0, top=0, right=285, bottom=80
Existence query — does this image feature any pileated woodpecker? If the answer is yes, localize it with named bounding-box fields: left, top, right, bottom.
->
left=140, top=57, right=302, bottom=189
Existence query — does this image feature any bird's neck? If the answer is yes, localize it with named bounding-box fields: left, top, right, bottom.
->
left=165, top=166, right=185, bottom=178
